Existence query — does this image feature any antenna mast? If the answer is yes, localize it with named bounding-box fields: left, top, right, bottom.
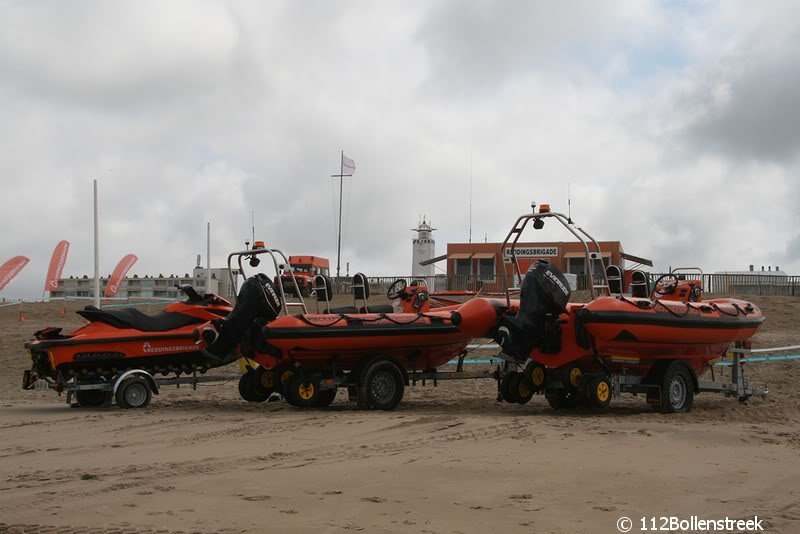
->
left=468, top=153, right=473, bottom=243
left=567, top=183, right=573, bottom=224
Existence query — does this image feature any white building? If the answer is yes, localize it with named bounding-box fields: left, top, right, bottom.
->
left=50, top=266, right=240, bottom=302
left=713, top=265, right=789, bottom=293
left=411, top=218, right=436, bottom=277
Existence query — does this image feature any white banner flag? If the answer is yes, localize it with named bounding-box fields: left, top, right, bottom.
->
left=342, top=154, right=356, bottom=175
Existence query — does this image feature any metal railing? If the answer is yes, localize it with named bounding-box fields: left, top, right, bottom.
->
left=649, top=273, right=800, bottom=296
left=330, top=273, right=800, bottom=298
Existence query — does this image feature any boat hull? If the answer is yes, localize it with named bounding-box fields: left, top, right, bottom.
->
left=529, top=297, right=763, bottom=374
left=252, top=311, right=475, bottom=371
left=577, top=296, right=760, bottom=371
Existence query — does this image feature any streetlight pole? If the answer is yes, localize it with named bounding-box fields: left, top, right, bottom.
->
left=93, top=179, right=100, bottom=308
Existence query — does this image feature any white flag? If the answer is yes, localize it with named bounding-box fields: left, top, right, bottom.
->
left=342, top=154, right=356, bottom=175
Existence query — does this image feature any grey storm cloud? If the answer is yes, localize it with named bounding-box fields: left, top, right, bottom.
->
left=0, top=0, right=799, bottom=300
left=681, top=53, right=800, bottom=163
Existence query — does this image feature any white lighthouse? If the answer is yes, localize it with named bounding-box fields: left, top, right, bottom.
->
left=411, top=217, right=436, bottom=277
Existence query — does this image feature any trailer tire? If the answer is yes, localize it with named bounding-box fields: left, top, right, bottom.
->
left=586, top=375, right=612, bottom=409
left=359, top=359, right=404, bottom=411
left=75, top=389, right=106, bottom=407
left=562, top=365, right=583, bottom=393
left=286, top=374, right=323, bottom=408
left=316, top=388, right=337, bottom=407
left=115, top=377, right=152, bottom=409
left=658, top=362, right=694, bottom=413
left=509, top=372, right=533, bottom=404
left=500, top=372, right=517, bottom=403
left=523, top=361, right=546, bottom=392
left=239, top=372, right=268, bottom=403
left=546, top=389, right=577, bottom=410
left=252, top=367, right=276, bottom=397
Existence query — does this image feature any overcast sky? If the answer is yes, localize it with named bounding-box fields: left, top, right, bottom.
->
left=1, top=0, right=799, bottom=299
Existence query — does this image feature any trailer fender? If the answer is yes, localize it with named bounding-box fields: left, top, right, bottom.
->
left=113, top=370, right=159, bottom=396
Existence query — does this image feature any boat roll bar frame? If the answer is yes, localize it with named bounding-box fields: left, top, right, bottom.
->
left=227, top=247, right=308, bottom=315
left=501, top=209, right=611, bottom=306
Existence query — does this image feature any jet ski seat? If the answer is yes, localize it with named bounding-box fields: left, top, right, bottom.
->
left=77, top=306, right=205, bottom=332
left=323, top=304, right=396, bottom=314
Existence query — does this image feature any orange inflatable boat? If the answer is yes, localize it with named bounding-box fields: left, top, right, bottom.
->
left=494, top=207, right=765, bottom=413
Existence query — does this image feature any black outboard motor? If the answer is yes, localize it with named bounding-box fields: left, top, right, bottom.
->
left=496, top=260, right=571, bottom=361
left=204, top=274, right=281, bottom=361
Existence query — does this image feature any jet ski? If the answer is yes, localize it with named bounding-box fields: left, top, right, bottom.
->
left=23, top=285, right=234, bottom=389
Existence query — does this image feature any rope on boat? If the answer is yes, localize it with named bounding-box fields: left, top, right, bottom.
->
left=298, top=312, right=447, bottom=327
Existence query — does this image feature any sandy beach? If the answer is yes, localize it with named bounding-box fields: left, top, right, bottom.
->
left=1, top=297, right=799, bottom=533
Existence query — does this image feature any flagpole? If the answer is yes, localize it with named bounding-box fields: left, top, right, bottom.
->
left=336, top=150, right=344, bottom=277
left=332, top=151, right=354, bottom=279
left=93, top=179, right=100, bottom=308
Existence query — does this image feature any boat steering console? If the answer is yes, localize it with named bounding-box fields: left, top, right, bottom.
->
left=651, top=272, right=704, bottom=303
left=388, top=279, right=431, bottom=312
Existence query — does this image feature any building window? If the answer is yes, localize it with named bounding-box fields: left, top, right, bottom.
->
left=455, top=259, right=471, bottom=275
left=567, top=257, right=586, bottom=275
left=478, top=258, right=495, bottom=281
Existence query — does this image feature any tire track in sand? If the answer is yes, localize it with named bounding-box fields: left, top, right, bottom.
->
left=4, top=419, right=524, bottom=499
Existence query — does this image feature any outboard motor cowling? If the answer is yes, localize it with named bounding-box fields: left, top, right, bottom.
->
left=496, top=260, right=571, bottom=361
left=205, top=274, right=282, bottom=360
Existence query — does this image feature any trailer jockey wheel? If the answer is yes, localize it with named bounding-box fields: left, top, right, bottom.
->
left=586, top=375, right=612, bottom=409
left=115, top=376, right=152, bottom=409
left=509, top=373, right=534, bottom=405
left=523, top=361, right=546, bottom=392
left=286, top=374, right=321, bottom=408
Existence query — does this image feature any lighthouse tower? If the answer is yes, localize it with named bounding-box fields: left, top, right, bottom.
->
left=411, top=217, right=436, bottom=277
